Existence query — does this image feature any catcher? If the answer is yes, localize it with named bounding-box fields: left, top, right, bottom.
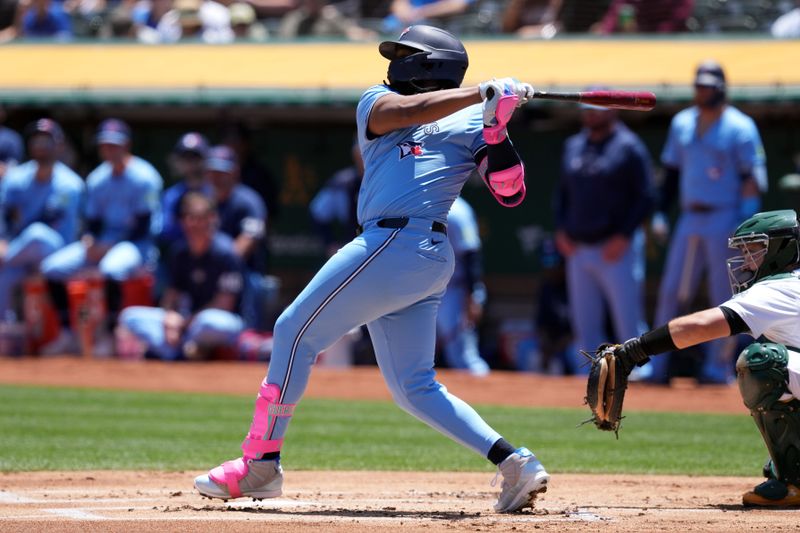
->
left=586, top=209, right=800, bottom=507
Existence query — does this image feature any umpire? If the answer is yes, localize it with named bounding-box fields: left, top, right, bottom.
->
left=554, top=98, right=654, bottom=372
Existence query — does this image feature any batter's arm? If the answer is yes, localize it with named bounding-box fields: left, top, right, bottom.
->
left=368, top=86, right=481, bottom=136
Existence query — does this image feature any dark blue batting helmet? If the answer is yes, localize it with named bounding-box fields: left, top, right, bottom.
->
left=379, top=25, right=468, bottom=95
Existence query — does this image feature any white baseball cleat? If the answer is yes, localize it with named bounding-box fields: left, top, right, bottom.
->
left=194, top=458, right=283, bottom=500
left=492, top=447, right=549, bottom=513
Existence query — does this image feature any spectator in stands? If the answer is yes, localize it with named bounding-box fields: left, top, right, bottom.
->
left=118, top=192, right=245, bottom=360
left=132, top=0, right=173, bottom=42
left=155, top=0, right=233, bottom=42
left=309, top=136, right=362, bottom=257
left=771, top=0, right=800, bottom=38
left=160, top=132, right=211, bottom=247
left=206, top=145, right=270, bottom=329
left=645, top=61, right=767, bottom=384
left=222, top=123, right=280, bottom=222
left=0, top=119, right=83, bottom=318
left=382, top=0, right=475, bottom=34
left=278, top=0, right=375, bottom=39
left=19, top=0, right=72, bottom=39
left=0, top=106, right=23, bottom=179
left=591, top=0, right=694, bottom=34
left=229, top=1, right=266, bottom=40
left=41, top=118, right=163, bottom=355
left=501, top=0, right=563, bottom=38
left=554, top=96, right=653, bottom=375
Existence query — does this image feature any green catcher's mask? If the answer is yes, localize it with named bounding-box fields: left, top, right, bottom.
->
left=727, top=210, right=800, bottom=294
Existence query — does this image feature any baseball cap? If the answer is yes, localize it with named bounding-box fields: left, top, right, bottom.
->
left=175, top=0, right=202, bottom=26
left=229, top=2, right=255, bottom=26
left=694, top=60, right=726, bottom=89
left=25, top=118, right=65, bottom=143
left=205, top=145, right=238, bottom=173
left=174, top=132, right=209, bottom=157
left=96, top=118, right=131, bottom=146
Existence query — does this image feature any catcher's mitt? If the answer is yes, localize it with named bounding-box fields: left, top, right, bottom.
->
left=584, top=344, right=630, bottom=436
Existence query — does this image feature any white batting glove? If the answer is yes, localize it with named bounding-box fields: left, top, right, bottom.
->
left=480, top=79, right=505, bottom=126
left=490, top=77, right=535, bottom=106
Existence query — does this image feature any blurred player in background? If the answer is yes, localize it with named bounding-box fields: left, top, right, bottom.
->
left=41, top=118, right=163, bottom=354
left=195, top=25, right=550, bottom=513
left=0, top=119, right=83, bottom=317
left=0, top=106, right=23, bottom=179
left=437, top=195, right=490, bottom=376
left=160, top=131, right=211, bottom=247
left=554, top=98, right=653, bottom=374
left=645, top=60, right=768, bottom=384
left=119, top=192, right=245, bottom=360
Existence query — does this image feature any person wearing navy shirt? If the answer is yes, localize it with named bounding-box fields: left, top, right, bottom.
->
left=160, top=132, right=212, bottom=247
left=554, top=100, right=654, bottom=374
left=119, top=192, right=245, bottom=360
left=206, top=145, right=270, bottom=329
left=0, top=119, right=83, bottom=317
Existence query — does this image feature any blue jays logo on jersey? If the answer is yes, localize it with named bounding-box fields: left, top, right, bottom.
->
left=397, top=140, right=424, bottom=159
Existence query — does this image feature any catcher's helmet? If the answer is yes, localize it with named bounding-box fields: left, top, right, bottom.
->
left=727, top=209, right=800, bottom=293
left=379, top=25, right=468, bottom=95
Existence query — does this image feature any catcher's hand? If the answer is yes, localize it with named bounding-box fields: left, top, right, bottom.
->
left=584, top=341, right=649, bottom=435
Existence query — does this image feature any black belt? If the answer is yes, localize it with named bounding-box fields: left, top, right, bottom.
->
left=356, top=217, right=447, bottom=236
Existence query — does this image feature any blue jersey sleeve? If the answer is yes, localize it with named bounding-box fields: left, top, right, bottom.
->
left=465, top=106, right=486, bottom=159
left=356, top=85, right=393, bottom=145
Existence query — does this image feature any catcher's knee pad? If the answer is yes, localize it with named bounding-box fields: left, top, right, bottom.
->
left=241, top=380, right=296, bottom=460
left=736, top=342, right=789, bottom=411
left=737, top=342, right=800, bottom=485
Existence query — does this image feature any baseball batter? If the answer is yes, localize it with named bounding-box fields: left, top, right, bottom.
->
left=195, top=25, right=549, bottom=513
left=601, top=209, right=800, bottom=507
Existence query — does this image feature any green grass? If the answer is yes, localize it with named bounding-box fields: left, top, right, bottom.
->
left=0, top=384, right=766, bottom=476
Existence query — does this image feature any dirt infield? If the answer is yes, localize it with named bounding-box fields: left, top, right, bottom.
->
left=1, top=357, right=789, bottom=532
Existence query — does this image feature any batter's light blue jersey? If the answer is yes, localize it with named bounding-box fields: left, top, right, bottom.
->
left=661, top=105, right=767, bottom=210
left=0, top=161, right=84, bottom=243
left=447, top=196, right=481, bottom=286
left=85, top=156, right=163, bottom=243
left=355, top=84, right=486, bottom=224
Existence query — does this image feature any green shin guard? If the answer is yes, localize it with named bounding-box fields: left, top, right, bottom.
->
left=737, top=343, right=800, bottom=486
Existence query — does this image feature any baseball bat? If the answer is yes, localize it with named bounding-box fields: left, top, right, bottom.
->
left=532, top=90, right=656, bottom=111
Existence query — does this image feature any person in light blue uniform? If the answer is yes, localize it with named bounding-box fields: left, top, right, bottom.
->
left=0, top=119, right=83, bottom=316
left=437, top=196, right=490, bottom=375
left=554, top=101, right=653, bottom=374
left=119, top=192, right=244, bottom=361
left=644, top=60, right=768, bottom=384
left=195, top=25, right=550, bottom=514
left=41, top=119, right=163, bottom=351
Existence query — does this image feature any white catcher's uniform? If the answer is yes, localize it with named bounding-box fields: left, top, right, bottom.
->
left=721, top=270, right=800, bottom=399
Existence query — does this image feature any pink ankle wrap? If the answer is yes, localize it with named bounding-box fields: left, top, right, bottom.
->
left=242, top=380, right=295, bottom=459
left=483, top=94, right=519, bottom=145
left=208, top=381, right=294, bottom=498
